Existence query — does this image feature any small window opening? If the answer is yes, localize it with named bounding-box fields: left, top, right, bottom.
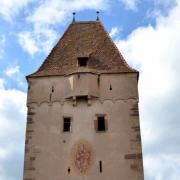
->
left=63, top=117, right=71, bottom=132
left=109, top=84, right=112, bottom=90
left=67, top=167, right=71, bottom=174
left=97, top=116, right=106, bottom=131
left=97, top=76, right=100, bottom=85
left=52, top=86, right=54, bottom=92
left=99, top=161, right=102, bottom=173
left=78, top=57, right=88, bottom=67
left=77, top=95, right=88, bottom=101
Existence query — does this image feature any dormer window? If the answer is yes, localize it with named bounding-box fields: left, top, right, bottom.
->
left=78, top=57, right=88, bottom=67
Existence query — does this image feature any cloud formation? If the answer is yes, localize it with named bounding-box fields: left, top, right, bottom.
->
left=0, top=0, right=32, bottom=21
left=110, top=27, right=121, bottom=38
left=116, top=0, right=180, bottom=179
left=18, top=0, right=110, bottom=55
left=18, top=31, right=39, bottom=55
left=118, top=0, right=139, bottom=10
left=0, top=79, right=26, bottom=180
left=27, top=0, right=109, bottom=27
left=4, top=65, right=26, bottom=88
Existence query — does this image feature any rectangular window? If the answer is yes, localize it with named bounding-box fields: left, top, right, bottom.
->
left=78, top=57, right=88, bottom=67
left=98, top=116, right=106, bottom=131
left=63, top=117, right=71, bottom=132
left=77, top=95, right=88, bottom=101
left=95, top=115, right=107, bottom=132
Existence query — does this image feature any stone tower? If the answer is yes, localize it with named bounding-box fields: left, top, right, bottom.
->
left=23, top=19, right=144, bottom=180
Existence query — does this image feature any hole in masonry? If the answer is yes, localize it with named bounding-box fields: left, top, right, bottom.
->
left=78, top=57, right=88, bottom=67
left=99, top=160, right=102, bottom=172
left=52, top=86, right=54, bottom=92
left=63, top=117, right=71, bottom=132
left=76, top=95, right=88, bottom=101
left=97, top=116, right=106, bottom=131
left=67, top=167, right=71, bottom=174
left=97, top=76, right=100, bottom=85
left=109, top=84, right=112, bottom=90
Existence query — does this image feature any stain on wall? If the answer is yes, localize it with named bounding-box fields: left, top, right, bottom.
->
left=71, top=140, right=94, bottom=175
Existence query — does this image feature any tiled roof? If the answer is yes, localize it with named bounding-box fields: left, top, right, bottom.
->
left=28, top=21, right=137, bottom=77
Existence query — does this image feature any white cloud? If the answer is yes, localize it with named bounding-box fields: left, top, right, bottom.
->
left=27, top=0, right=109, bottom=26
left=0, top=0, right=33, bottom=21
left=18, top=31, right=39, bottom=55
left=0, top=80, right=26, bottom=180
left=0, top=148, right=8, bottom=159
left=118, top=0, right=139, bottom=10
left=144, top=154, right=180, bottom=180
left=5, top=65, right=20, bottom=77
left=18, top=28, right=57, bottom=55
left=117, top=1, right=180, bottom=98
left=116, top=0, right=180, bottom=179
left=4, top=65, right=26, bottom=88
left=110, top=27, right=121, bottom=38
left=153, top=0, right=177, bottom=8
left=18, top=0, right=110, bottom=55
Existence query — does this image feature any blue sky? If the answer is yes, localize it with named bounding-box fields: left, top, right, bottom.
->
left=0, top=0, right=180, bottom=179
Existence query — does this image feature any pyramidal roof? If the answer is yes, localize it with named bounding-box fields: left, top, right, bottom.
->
left=28, top=20, right=137, bottom=78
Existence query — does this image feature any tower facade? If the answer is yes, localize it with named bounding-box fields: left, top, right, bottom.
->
left=24, top=20, right=144, bottom=180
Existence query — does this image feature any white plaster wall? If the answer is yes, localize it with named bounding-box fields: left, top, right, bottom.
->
left=27, top=73, right=138, bottom=104
left=24, top=73, right=143, bottom=180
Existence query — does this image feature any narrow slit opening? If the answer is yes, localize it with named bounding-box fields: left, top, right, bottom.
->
left=67, top=167, right=71, bottom=174
left=52, top=86, right=54, bottom=92
left=63, top=117, right=71, bottom=132
left=109, top=84, right=112, bottom=90
left=99, top=160, right=102, bottom=173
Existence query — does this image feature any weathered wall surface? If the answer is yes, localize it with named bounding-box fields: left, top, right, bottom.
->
left=24, top=73, right=143, bottom=180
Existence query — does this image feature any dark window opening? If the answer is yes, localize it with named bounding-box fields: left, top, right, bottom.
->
left=68, top=167, right=71, bottom=174
left=97, top=116, right=106, bottom=131
left=97, top=76, right=100, bottom=85
left=99, top=160, right=102, bottom=173
left=77, top=95, right=88, bottom=101
left=63, top=117, right=71, bottom=132
left=78, top=57, right=88, bottom=67
left=109, top=84, right=112, bottom=90
left=52, top=86, right=54, bottom=92
left=67, top=167, right=71, bottom=174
